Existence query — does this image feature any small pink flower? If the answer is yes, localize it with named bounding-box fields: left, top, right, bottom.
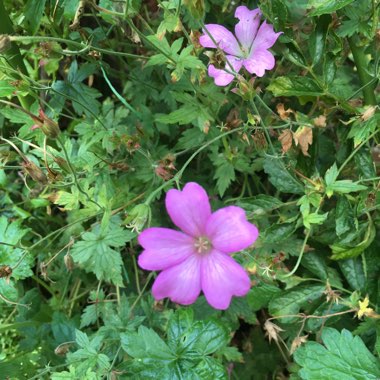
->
left=138, top=182, right=259, bottom=310
left=199, top=6, right=282, bottom=86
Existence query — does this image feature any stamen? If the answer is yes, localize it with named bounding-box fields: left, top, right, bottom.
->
left=194, top=236, right=212, bottom=254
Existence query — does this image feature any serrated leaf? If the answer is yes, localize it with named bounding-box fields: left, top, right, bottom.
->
left=269, top=285, right=325, bottom=323
left=214, top=161, right=235, bottom=197
left=294, top=328, right=380, bottom=379
left=263, top=157, right=304, bottom=194
left=268, top=76, right=323, bottom=97
left=303, top=212, right=328, bottom=229
left=71, top=219, right=135, bottom=285
left=121, top=325, right=175, bottom=360
left=307, top=0, right=355, bottom=16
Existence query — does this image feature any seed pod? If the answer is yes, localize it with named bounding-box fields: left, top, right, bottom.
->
left=64, top=253, right=74, bottom=272
left=23, top=161, right=48, bottom=184
left=0, top=35, right=11, bottom=52
left=53, top=156, right=71, bottom=173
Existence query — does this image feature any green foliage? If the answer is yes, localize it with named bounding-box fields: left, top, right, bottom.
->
left=294, top=328, right=380, bottom=379
left=0, top=0, right=379, bottom=378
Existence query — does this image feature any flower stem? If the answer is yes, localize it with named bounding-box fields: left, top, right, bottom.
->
left=250, top=97, right=276, bottom=155
left=347, top=35, right=377, bottom=105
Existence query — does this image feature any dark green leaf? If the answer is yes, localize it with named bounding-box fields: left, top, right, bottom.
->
left=268, top=285, right=325, bottom=323
left=263, top=157, right=304, bottom=194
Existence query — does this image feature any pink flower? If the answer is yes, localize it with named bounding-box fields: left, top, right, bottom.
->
left=199, top=6, right=282, bottom=86
left=138, top=182, right=259, bottom=310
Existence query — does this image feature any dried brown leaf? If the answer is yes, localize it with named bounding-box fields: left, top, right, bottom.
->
left=278, top=129, right=293, bottom=153
left=293, top=126, right=313, bottom=156
left=276, top=103, right=294, bottom=121
left=290, top=335, right=308, bottom=355
left=313, top=115, right=326, bottom=128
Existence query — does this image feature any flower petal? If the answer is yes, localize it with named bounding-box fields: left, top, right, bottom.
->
left=152, top=255, right=201, bottom=305
left=206, top=206, right=258, bottom=253
left=201, top=250, right=251, bottom=310
left=252, top=21, right=282, bottom=51
left=234, top=6, right=262, bottom=51
left=138, top=227, right=194, bottom=271
left=165, top=182, right=211, bottom=237
left=208, top=56, right=243, bottom=86
left=243, top=49, right=276, bottom=77
left=199, top=24, right=241, bottom=55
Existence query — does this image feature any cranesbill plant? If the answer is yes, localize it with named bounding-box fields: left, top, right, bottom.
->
left=138, top=182, right=259, bottom=309
left=200, top=6, right=282, bottom=85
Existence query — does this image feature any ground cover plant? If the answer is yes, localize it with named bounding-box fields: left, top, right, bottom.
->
left=0, top=0, right=379, bottom=378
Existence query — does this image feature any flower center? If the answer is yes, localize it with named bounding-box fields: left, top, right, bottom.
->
left=194, top=236, right=212, bottom=254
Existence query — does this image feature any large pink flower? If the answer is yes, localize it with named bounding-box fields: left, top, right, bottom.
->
left=199, top=6, right=282, bottom=86
left=138, top=182, right=259, bottom=310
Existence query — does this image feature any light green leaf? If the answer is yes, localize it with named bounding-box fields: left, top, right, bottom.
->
left=71, top=219, right=135, bottom=285
left=268, top=76, right=323, bottom=97
left=294, top=328, right=380, bottom=379
left=303, top=212, right=328, bottom=229
left=330, top=220, right=376, bottom=260
left=307, top=0, right=355, bottom=16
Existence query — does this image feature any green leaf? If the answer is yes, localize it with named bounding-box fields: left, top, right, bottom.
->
left=269, top=285, right=325, bottom=323
left=0, top=80, right=16, bottom=97
left=71, top=219, right=135, bottom=285
left=247, top=283, right=281, bottom=311
left=348, top=115, right=378, bottom=148
left=121, top=325, right=175, bottom=360
left=328, top=180, right=367, bottom=195
left=354, top=147, right=376, bottom=179
left=294, top=328, right=380, bottom=379
left=307, top=0, right=355, bottom=17
left=309, top=14, right=331, bottom=66
left=330, top=220, right=376, bottom=260
left=303, top=212, right=328, bottom=229
left=24, top=0, right=47, bottom=34
left=214, top=161, right=235, bottom=197
left=263, top=157, right=304, bottom=194
left=267, top=76, right=323, bottom=97
left=324, top=163, right=338, bottom=186
left=335, top=196, right=355, bottom=236
left=339, top=258, right=366, bottom=293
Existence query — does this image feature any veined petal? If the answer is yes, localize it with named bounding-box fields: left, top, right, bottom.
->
left=199, top=24, right=241, bottom=55
left=243, top=49, right=275, bottom=77
left=208, top=56, right=243, bottom=86
left=152, top=255, right=201, bottom=305
left=234, top=6, right=262, bottom=52
left=252, top=21, right=282, bottom=51
left=206, top=206, right=258, bottom=253
left=165, top=182, right=211, bottom=237
left=201, top=250, right=251, bottom=310
left=138, top=227, right=194, bottom=271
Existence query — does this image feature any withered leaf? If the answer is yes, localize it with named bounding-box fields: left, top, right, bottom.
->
left=278, top=129, right=293, bottom=153
left=276, top=103, right=294, bottom=120
left=313, top=115, right=326, bottom=128
left=293, top=126, right=313, bottom=156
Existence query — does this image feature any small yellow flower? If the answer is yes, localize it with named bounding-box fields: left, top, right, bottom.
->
left=357, top=296, right=374, bottom=319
